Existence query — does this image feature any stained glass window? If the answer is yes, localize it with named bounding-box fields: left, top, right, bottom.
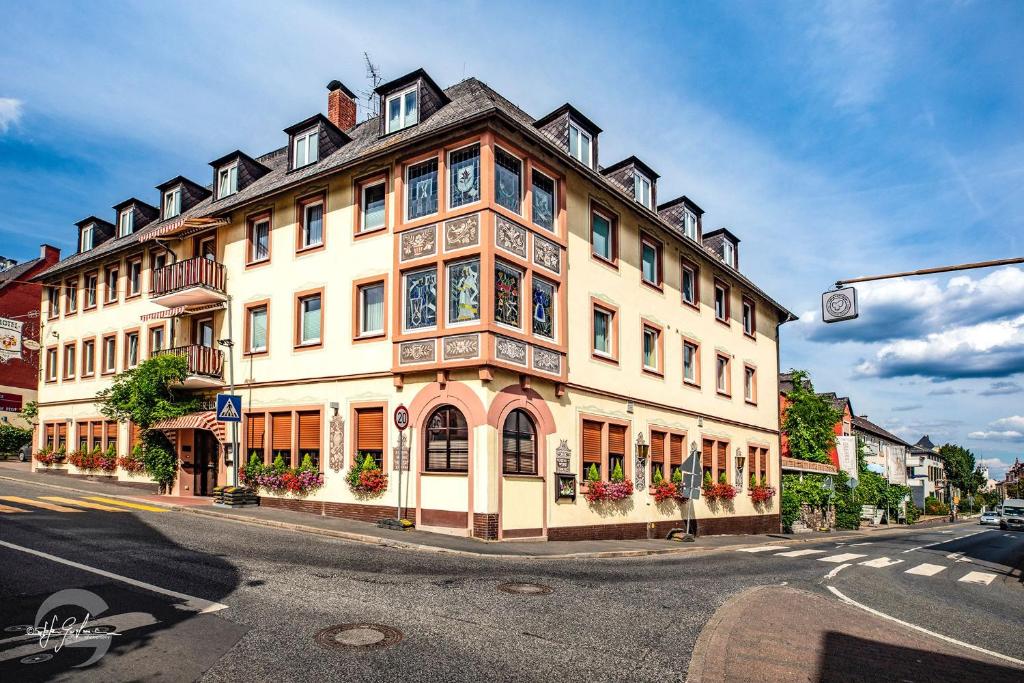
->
left=404, top=267, right=437, bottom=330
left=407, top=158, right=438, bottom=219
left=531, top=170, right=555, bottom=231
left=531, top=278, right=555, bottom=340
left=494, top=262, right=521, bottom=328
left=447, top=259, right=480, bottom=324
left=494, top=148, right=522, bottom=213
left=449, top=144, right=480, bottom=208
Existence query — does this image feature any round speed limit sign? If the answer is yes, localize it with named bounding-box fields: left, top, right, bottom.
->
left=394, top=405, right=410, bottom=431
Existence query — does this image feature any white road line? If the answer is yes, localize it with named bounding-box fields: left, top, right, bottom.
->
left=946, top=552, right=964, bottom=560
left=827, top=586, right=1024, bottom=667
left=958, top=571, right=997, bottom=586
left=0, top=540, right=228, bottom=614
left=939, top=530, right=955, bottom=534
left=736, top=545, right=789, bottom=553
left=818, top=553, right=867, bottom=563
left=849, top=542, right=873, bottom=546
left=823, top=563, right=851, bottom=579
left=905, top=563, right=946, bottom=576
left=902, top=545, right=926, bottom=554
left=775, top=549, right=826, bottom=558
left=860, top=557, right=904, bottom=568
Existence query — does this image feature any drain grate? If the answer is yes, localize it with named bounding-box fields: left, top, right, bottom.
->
left=497, top=582, right=553, bottom=595
left=315, top=623, right=403, bottom=650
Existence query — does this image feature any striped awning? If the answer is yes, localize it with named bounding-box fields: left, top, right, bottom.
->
left=781, top=456, right=838, bottom=474
left=151, top=411, right=227, bottom=444
left=140, top=306, right=186, bottom=321
left=140, top=216, right=229, bottom=243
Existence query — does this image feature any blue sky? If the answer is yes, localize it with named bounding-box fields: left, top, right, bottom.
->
left=2, top=1, right=1022, bottom=477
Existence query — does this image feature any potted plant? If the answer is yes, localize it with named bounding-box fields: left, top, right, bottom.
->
left=118, top=443, right=147, bottom=473
left=99, top=444, right=118, bottom=473
left=584, top=461, right=634, bottom=504
left=748, top=475, right=776, bottom=504
left=714, top=472, right=737, bottom=501
left=702, top=471, right=718, bottom=501
left=242, top=452, right=324, bottom=496
left=347, top=453, right=388, bottom=497
left=651, top=467, right=684, bottom=503
left=34, top=445, right=55, bottom=466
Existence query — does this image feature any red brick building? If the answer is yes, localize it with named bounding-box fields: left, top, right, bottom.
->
left=0, top=244, right=61, bottom=424
left=778, top=372, right=852, bottom=469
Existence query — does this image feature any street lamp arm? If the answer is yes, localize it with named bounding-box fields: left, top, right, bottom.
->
left=835, top=256, right=1024, bottom=287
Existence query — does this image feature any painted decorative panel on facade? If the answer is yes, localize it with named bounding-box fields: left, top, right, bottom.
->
left=532, top=234, right=561, bottom=274
left=443, top=213, right=480, bottom=252
left=495, top=216, right=527, bottom=259
left=532, top=346, right=561, bottom=375
left=400, top=224, right=437, bottom=262
left=442, top=334, right=480, bottom=360
left=399, top=339, right=436, bottom=365
left=494, top=335, right=528, bottom=366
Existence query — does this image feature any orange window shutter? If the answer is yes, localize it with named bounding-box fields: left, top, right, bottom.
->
left=298, top=411, right=321, bottom=450
left=57, top=423, right=67, bottom=440
left=247, top=414, right=266, bottom=449
left=650, top=431, right=665, bottom=463
left=356, top=408, right=384, bottom=451
left=91, top=422, right=102, bottom=441
left=130, top=422, right=141, bottom=446
left=271, top=413, right=292, bottom=450
left=701, top=439, right=714, bottom=468
left=670, top=434, right=684, bottom=465
left=608, top=424, right=626, bottom=456
left=582, top=420, right=602, bottom=463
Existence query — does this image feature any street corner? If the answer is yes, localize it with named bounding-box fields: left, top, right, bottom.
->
left=685, top=584, right=1024, bottom=683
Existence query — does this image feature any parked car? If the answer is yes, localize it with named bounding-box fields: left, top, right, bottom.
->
left=18, top=443, right=31, bottom=462
left=979, top=510, right=1000, bottom=525
left=999, top=499, right=1024, bottom=531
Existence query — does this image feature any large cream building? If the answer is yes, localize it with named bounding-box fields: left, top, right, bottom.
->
left=32, top=69, right=794, bottom=540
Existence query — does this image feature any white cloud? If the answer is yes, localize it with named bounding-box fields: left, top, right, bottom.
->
left=991, top=416, right=1024, bottom=430
left=0, top=98, right=23, bottom=133
left=968, top=430, right=1024, bottom=442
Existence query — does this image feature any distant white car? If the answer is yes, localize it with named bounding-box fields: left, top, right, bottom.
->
left=979, top=510, right=1000, bottom=525
left=1000, top=500, right=1024, bottom=531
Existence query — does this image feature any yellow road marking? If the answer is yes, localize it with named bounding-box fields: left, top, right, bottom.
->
left=84, top=496, right=168, bottom=512
left=0, top=503, right=28, bottom=513
left=40, top=496, right=129, bottom=512
left=0, top=496, right=83, bottom=512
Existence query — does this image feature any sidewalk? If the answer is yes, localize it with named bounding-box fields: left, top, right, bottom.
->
left=0, top=463, right=962, bottom=560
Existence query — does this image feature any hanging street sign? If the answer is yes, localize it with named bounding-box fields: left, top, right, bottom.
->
left=821, top=287, right=859, bottom=323
left=215, top=394, right=242, bottom=422
left=394, top=405, right=410, bottom=431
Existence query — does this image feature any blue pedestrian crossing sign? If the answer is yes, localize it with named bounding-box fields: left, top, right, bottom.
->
left=215, top=394, right=242, bottom=422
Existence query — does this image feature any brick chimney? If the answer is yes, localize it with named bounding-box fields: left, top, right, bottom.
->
left=40, top=244, right=60, bottom=265
left=327, top=80, right=357, bottom=131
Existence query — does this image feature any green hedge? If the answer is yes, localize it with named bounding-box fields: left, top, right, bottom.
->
left=0, top=423, right=32, bottom=455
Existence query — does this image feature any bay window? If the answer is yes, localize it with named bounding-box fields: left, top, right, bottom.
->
left=448, top=144, right=480, bottom=209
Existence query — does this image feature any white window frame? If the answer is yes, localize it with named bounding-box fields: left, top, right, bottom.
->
left=64, top=345, right=76, bottom=379
left=126, top=332, right=139, bottom=368
left=128, top=259, right=142, bottom=296
left=591, top=209, right=614, bottom=261
left=683, top=341, right=698, bottom=384
left=83, top=340, right=95, bottom=375
left=293, top=128, right=319, bottom=169
left=715, top=283, right=728, bottom=321
left=569, top=122, right=592, bottom=168
left=149, top=326, right=165, bottom=356
left=163, top=186, right=182, bottom=219
left=299, top=294, right=322, bottom=346
left=642, top=325, right=659, bottom=371
left=250, top=218, right=270, bottom=263
left=681, top=262, right=697, bottom=306
left=301, top=200, right=324, bottom=249
left=683, top=209, right=697, bottom=241
left=358, top=282, right=386, bottom=337
left=634, top=172, right=652, bottom=208
left=80, top=223, right=94, bottom=252
left=722, top=240, right=736, bottom=268
left=118, top=208, right=134, bottom=237
left=592, top=306, right=613, bottom=358
left=360, top=180, right=387, bottom=233
left=716, top=355, right=730, bottom=394
left=744, top=366, right=756, bottom=402
left=103, top=337, right=116, bottom=373
left=248, top=306, right=268, bottom=353
left=46, top=348, right=57, bottom=381
left=742, top=299, right=754, bottom=336
left=385, top=86, right=418, bottom=134
left=218, top=161, right=238, bottom=198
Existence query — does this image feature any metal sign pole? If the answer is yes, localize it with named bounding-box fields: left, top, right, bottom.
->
left=396, top=429, right=403, bottom=523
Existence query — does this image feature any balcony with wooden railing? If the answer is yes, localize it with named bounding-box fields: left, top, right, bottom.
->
left=154, top=345, right=224, bottom=388
left=150, top=257, right=227, bottom=308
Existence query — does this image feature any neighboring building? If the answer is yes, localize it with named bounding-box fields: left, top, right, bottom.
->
left=31, top=69, right=794, bottom=540
left=906, top=434, right=946, bottom=507
left=0, top=244, right=61, bottom=428
left=852, top=416, right=909, bottom=485
left=778, top=373, right=852, bottom=470
left=996, top=458, right=1023, bottom=499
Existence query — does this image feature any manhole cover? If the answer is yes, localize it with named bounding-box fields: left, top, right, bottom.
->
left=497, top=582, right=553, bottom=595
left=315, top=623, right=402, bottom=650
left=21, top=654, right=53, bottom=664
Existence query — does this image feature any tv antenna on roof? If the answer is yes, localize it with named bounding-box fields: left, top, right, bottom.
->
left=359, top=52, right=383, bottom=120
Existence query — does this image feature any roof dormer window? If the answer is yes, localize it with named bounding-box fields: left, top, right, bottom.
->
left=293, top=128, right=319, bottom=169
left=385, top=86, right=418, bottom=134
left=683, top=209, right=697, bottom=241
left=163, top=186, right=182, bottom=219
left=722, top=240, right=736, bottom=268
left=117, top=208, right=134, bottom=237
left=80, top=223, right=94, bottom=252
left=633, top=172, right=652, bottom=209
left=217, top=161, right=238, bottom=198
left=569, top=122, right=592, bottom=168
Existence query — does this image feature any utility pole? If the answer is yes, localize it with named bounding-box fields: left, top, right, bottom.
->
left=218, top=297, right=239, bottom=487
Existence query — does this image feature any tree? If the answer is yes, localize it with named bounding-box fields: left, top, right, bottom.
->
left=938, top=443, right=985, bottom=498
left=0, top=423, right=32, bottom=456
left=781, top=369, right=842, bottom=464
left=95, top=355, right=200, bottom=490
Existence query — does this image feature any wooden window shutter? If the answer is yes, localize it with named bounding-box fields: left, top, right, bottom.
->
left=650, top=430, right=665, bottom=463
left=247, top=414, right=266, bottom=449
left=57, top=423, right=67, bottom=441
left=670, top=434, right=684, bottom=465
left=130, top=422, right=141, bottom=447
left=106, top=421, right=117, bottom=439
left=582, top=420, right=602, bottom=463
left=701, top=439, right=714, bottom=468
left=271, top=412, right=292, bottom=450
left=356, top=407, right=384, bottom=451
left=91, top=422, right=102, bottom=441
left=298, top=411, right=321, bottom=450
left=608, top=424, right=626, bottom=456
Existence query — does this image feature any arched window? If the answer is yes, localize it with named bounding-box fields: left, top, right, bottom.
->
left=425, top=405, right=469, bottom=472
left=502, top=409, right=536, bottom=475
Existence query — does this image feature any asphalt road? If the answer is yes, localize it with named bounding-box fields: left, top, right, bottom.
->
left=1, top=477, right=1021, bottom=682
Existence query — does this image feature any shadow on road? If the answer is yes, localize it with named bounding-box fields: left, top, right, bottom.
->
left=818, top=632, right=1023, bottom=683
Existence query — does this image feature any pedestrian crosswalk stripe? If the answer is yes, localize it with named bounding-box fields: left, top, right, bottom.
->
left=84, top=496, right=168, bottom=512
left=818, top=553, right=867, bottom=563
left=775, top=549, right=826, bottom=558
left=0, top=503, right=28, bottom=513
left=905, top=563, right=945, bottom=576
left=0, top=496, right=82, bottom=512
left=860, top=557, right=903, bottom=568
left=736, top=545, right=789, bottom=553
left=40, top=496, right=129, bottom=512
left=958, top=571, right=996, bottom=586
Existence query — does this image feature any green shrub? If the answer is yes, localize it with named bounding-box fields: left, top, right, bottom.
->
left=0, top=423, right=32, bottom=455
left=586, top=463, right=600, bottom=482
left=610, top=460, right=624, bottom=483
left=652, top=467, right=663, bottom=485
left=671, top=468, right=682, bottom=484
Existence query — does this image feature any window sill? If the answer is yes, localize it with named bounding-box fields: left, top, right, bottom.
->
left=682, top=299, right=700, bottom=312
left=293, top=342, right=323, bottom=352
left=354, top=332, right=386, bottom=343
left=745, top=399, right=758, bottom=407
left=84, top=306, right=98, bottom=312
left=744, top=331, right=757, bottom=341
left=641, top=280, right=663, bottom=294
left=420, top=470, right=469, bottom=477
left=243, top=350, right=268, bottom=358
left=126, top=293, right=142, bottom=301
left=591, top=253, right=619, bottom=270
left=715, top=317, right=729, bottom=327
left=502, top=473, right=543, bottom=480
left=295, top=243, right=325, bottom=256
left=642, top=367, right=664, bottom=379
left=245, top=258, right=271, bottom=270
left=716, top=390, right=732, bottom=399
left=354, top=226, right=387, bottom=240
left=683, top=379, right=701, bottom=390
left=591, top=352, right=619, bottom=366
